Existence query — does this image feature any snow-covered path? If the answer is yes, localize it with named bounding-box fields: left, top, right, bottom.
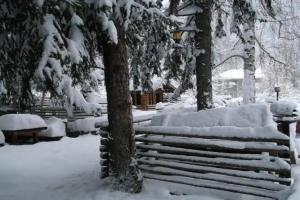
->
left=2, top=134, right=297, bottom=200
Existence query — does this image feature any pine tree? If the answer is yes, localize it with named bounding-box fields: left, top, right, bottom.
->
left=87, top=0, right=171, bottom=192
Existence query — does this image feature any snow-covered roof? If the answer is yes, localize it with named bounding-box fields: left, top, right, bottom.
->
left=218, top=68, right=264, bottom=80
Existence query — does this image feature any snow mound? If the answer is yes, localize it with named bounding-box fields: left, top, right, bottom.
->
left=0, top=130, right=4, bottom=145
left=40, top=117, right=66, bottom=137
left=68, top=117, right=106, bottom=133
left=270, top=101, right=297, bottom=116
left=0, top=114, right=47, bottom=131
left=151, top=104, right=274, bottom=127
left=137, top=126, right=289, bottom=140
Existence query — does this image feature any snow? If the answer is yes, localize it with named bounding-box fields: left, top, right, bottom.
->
left=152, top=75, right=163, bottom=90
left=39, top=117, right=66, bottom=137
left=68, top=116, right=106, bottom=133
left=271, top=100, right=298, bottom=116
left=288, top=165, right=300, bottom=200
left=218, top=68, right=264, bottom=80
left=136, top=126, right=289, bottom=140
left=0, top=135, right=232, bottom=200
left=0, top=114, right=47, bottom=131
left=0, top=130, right=4, bottom=145
left=177, top=5, right=203, bottom=16
left=151, top=103, right=274, bottom=128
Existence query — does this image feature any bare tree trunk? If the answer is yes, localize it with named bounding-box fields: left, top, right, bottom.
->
left=242, top=4, right=256, bottom=104
left=195, top=1, right=213, bottom=110
left=101, top=23, right=142, bottom=193
left=171, top=44, right=194, bottom=100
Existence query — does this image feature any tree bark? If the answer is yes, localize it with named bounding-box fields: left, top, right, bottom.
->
left=168, top=0, right=180, bottom=15
left=101, top=23, right=142, bottom=193
left=242, top=12, right=256, bottom=104
left=195, top=1, right=213, bottom=110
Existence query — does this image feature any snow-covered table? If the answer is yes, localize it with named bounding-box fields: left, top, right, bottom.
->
left=0, top=114, right=47, bottom=144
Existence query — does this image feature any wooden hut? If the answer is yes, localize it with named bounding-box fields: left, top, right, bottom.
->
left=131, top=83, right=175, bottom=110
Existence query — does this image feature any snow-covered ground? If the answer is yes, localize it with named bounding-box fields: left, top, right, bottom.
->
left=0, top=135, right=229, bottom=200
left=1, top=104, right=300, bottom=200
left=2, top=134, right=296, bottom=200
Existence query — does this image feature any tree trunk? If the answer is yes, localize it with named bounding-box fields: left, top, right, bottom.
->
left=168, top=0, right=180, bottom=15
left=171, top=44, right=194, bottom=100
left=195, top=1, right=213, bottom=111
left=242, top=5, right=256, bottom=104
left=101, top=23, right=142, bottom=193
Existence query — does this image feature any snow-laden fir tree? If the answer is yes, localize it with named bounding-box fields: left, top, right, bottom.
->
left=0, top=0, right=99, bottom=113
left=86, top=0, right=172, bottom=193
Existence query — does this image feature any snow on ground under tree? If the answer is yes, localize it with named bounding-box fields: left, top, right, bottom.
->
left=0, top=135, right=287, bottom=200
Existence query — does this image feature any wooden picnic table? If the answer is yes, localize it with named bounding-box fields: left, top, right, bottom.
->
left=2, top=127, right=47, bottom=144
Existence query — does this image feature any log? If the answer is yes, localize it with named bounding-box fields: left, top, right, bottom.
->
left=139, top=165, right=286, bottom=191
left=135, top=135, right=289, bottom=154
left=136, top=144, right=268, bottom=160
left=144, top=173, right=280, bottom=199
left=138, top=159, right=290, bottom=184
left=135, top=126, right=289, bottom=144
left=137, top=152, right=290, bottom=174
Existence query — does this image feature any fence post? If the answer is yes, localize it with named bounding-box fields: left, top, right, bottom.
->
left=273, top=112, right=298, bottom=167
left=100, top=125, right=110, bottom=178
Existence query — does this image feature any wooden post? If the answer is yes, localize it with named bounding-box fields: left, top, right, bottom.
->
left=100, top=126, right=110, bottom=178
left=274, top=114, right=297, bottom=178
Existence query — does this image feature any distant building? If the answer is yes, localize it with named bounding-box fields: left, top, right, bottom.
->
left=216, top=68, right=264, bottom=98
left=130, top=84, right=175, bottom=110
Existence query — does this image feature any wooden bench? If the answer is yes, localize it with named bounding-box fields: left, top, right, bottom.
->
left=2, top=127, right=47, bottom=144
left=30, top=106, right=98, bottom=122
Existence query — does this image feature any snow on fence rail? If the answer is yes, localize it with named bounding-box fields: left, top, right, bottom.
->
left=99, top=104, right=296, bottom=199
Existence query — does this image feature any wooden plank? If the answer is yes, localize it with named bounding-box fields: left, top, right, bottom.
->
left=136, top=144, right=268, bottom=160
left=138, top=152, right=290, bottom=173
left=137, top=159, right=290, bottom=185
left=135, top=126, right=289, bottom=143
left=135, top=135, right=289, bottom=154
left=2, top=127, right=47, bottom=134
left=144, top=173, right=281, bottom=200
left=139, top=165, right=287, bottom=191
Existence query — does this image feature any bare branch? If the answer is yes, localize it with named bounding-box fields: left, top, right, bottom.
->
left=213, top=54, right=245, bottom=69
left=254, top=37, right=287, bottom=66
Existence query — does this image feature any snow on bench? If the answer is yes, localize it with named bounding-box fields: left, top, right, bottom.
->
left=0, top=114, right=47, bottom=144
left=271, top=100, right=297, bottom=116
left=39, top=117, right=66, bottom=141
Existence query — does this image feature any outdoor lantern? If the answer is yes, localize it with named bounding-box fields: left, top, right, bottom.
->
left=172, top=30, right=182, bottom=43
left=274, top=86, right=280, bottom=101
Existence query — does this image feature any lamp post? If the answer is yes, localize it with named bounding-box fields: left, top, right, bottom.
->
left=274, top=86, right=280, bottom=101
